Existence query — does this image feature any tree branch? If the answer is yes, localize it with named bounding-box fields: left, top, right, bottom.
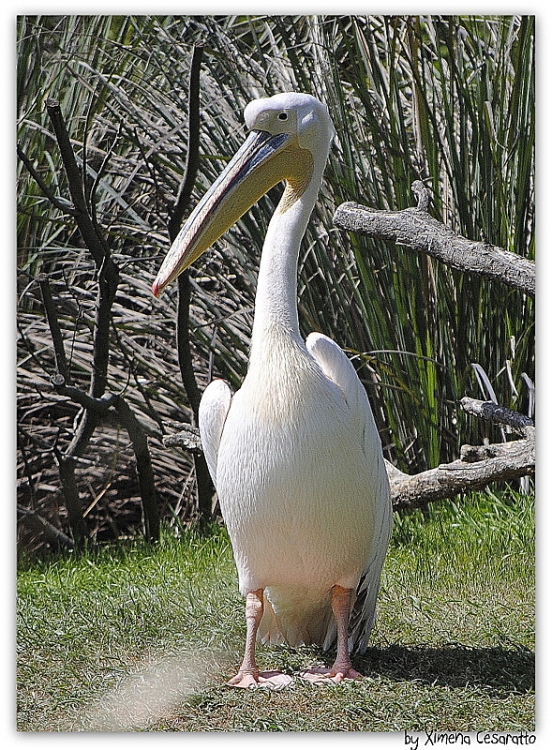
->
left=168, top=43, right=204, bottom=240
left=41, top=99, right=126, bottom=543
left=17, top=505, right=75, bottom=550
left=460, top=397, right=534, bottom=435
left=50, top=376, right=160, bottom=542
left=169, top=44, right=205, bottom=420
left=52, top=444, right=89, bottom=546
left=50, top=374, right=115, bottom=414
left=17, top=143, right=76, bottom=215
left=165, top=44, right=214, bottom=527
left=333, top=195, right=535, bottom=297
left=387, top=432, right=534, bottom=511
left=45, top=98, right=108, bottom=267
left=90, top=254, right=119, bottom=398
left=38, top=274, right=70, bottom=382
left=112, top=396, right=160, bottom=543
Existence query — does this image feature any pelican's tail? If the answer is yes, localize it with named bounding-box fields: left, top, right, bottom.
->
left=258, top=565, right=385, bottom=655
left=259, top=586, right=336, bottom=650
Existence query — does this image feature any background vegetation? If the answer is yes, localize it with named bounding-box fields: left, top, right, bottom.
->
left=17, top=15, right=534, bottom=545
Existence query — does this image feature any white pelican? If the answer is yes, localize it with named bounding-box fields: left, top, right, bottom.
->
left=153, top=92, right=392, bottom=688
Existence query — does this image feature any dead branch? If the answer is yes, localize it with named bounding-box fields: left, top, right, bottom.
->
left=37, top=274, right=70, bottom=382
left=333, top=191, right=535, bottom=298
left=45, top=98, right=110, bottom=267
left=166, top=44, right=214, bottom=527
left=331, top=183, right=535, bottom=506
left=112, top=397, right=160, bottom=543
left=16, top=143, right=76, bottom=216
left=388, top=395, right=535, bottom=508
left=50, top=375, right=161, bottom=542
left=460, top=397, right=534, bottom=435
left=20, top=99, right=165, bottom=546
left=17, top=505, right=75, bottom=550
left=387, top=433, right=534, bottom=511
left=168, top=43, right=204, bottom=240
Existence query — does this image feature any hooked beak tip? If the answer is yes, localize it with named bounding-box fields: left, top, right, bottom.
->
left=152, top=280, right=162, bottom=298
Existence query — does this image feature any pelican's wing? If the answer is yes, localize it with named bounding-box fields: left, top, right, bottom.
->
left=306, top=332, right=393, bottom=653
left=306, top=332, right=376, bottom=420
left=198, top=379, right=233, bottom=488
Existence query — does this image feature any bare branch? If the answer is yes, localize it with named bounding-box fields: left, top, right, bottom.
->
left=52, top=444, right=89, bottom=547
left=171, top=44, right=205, bottom=420
left=50, top=374, right=115, bottom=415
left=333, top=198, right=535, bottom=297
left=90, top=255, right=119, bottom=398
left=38, top=274, right=70, bottom=382
left=17, top=505, right=75, bottom=550
left=168, top=43, right=204, bottom=240
left=50, top=375, right=160, bottom=542
left=387, top=432, right=534, bottom=511
left=45, top=98, right=108, bottom=267
left=112, top=396, right=160, bottom=543
left=163, top=44, right=214, bottom=528
left=460, top=396, right=534, bottom=435
left=17, top=143, right=76, bottom=215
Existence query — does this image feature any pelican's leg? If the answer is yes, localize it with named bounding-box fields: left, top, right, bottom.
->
left=327, top=585, right=362, bottom=681
left=300, top=585, right=362, bottom=684
left=227, top=589, right=293, bottom=689
left=227, top=589, right=263, bottom=687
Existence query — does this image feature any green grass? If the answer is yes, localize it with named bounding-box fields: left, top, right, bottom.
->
left=17, top=489, right=534, bottom=732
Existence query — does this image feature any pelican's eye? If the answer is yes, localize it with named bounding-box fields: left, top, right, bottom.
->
left=278, top=111, right=288, bottom=121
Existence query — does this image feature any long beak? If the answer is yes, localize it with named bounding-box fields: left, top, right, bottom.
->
left=152, top=130, right=293, bottom=297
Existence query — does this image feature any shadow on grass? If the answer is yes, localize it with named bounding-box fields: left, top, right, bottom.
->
left=355, top=644, right=534, bottom=696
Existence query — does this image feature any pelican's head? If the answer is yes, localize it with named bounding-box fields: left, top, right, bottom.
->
left=152, top=92, right=335, bottom=296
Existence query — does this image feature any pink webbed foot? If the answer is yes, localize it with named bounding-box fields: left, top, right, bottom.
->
left=299, top=664, right=363, bottom=684
left=227, top=669, right=293, bottom=689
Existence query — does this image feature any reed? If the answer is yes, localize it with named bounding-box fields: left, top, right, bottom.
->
left=17, top=16, right=534, bottom=536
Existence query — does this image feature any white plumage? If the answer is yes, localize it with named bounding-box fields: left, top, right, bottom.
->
left=153, top=92, right=392, bottom=687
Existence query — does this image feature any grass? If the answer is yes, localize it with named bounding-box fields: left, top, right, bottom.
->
left=17, top=488, right=534, bottom=732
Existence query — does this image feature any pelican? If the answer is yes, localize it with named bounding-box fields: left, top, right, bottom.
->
left=153, top=92, right=392, bottom=688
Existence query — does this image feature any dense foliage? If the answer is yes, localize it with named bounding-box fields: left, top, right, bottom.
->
left=17, top=16, right=534, bottom=546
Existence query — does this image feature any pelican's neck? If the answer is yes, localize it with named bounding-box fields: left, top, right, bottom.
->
left=250, top=160, right=325, bottom=356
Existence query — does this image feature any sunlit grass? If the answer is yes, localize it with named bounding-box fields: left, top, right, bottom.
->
left=17, top=489, right=534, bottom=732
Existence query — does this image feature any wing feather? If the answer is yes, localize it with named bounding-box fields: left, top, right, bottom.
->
left=198, top=379, right=233, bottom=488
left=306, top=332, right=393, bottom=653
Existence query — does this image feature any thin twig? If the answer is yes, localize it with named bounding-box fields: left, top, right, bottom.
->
left=37, top=274, right=70, bottom=382
left=16, top=143, right=76, bottom=215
